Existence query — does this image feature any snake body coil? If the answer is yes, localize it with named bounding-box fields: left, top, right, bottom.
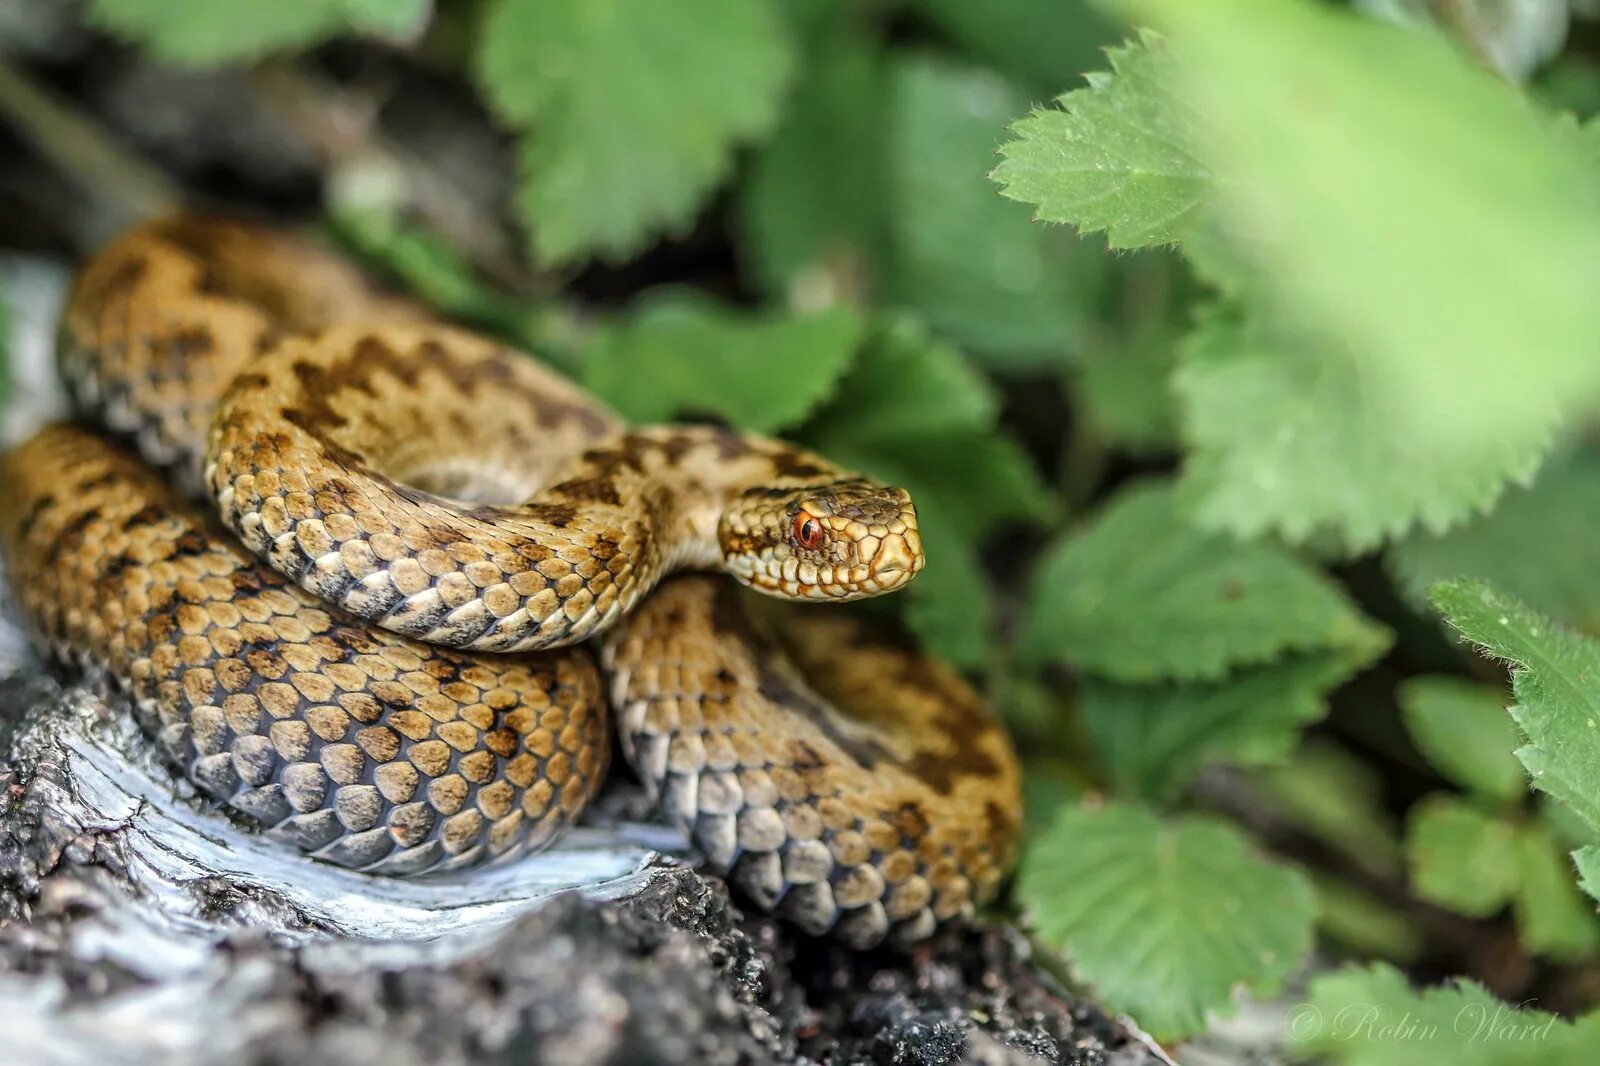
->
left=0, top=216, right=1021, bottom=946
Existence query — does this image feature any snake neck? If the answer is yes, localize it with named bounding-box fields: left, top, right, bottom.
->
left=542, top=425, right=826, bottom=573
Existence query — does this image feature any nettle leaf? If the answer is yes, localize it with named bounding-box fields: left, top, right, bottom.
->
left=1143, top=0, right=1600, bottom=549
left=802, top=319, right=1055, bottom=664
left=1021, top=801, right=1315, bottom=1040
left=1389, top=451, right=1600, bottom=633
left=737, top=18, right=887, bottom=298
left=886, top=53, right=1107, bottom=367
left=1431, top=579, right=1600, bottom=834
left=1398, top=677, right=1525, bottom=804
left=1295, top=963, right=1600, bottom=1065
left=992, top=33, right=1210, bottom=249
left=88, top=0, right=428, bottom=63
left=1023, top=480, right=1383, bottom=682
left=1082, top=645, right=1385, bottom=800
left=580, top=293, right=862, bottom=432
left=1405, top=795, right=1520, bottom=917
left=477, top=0, right=794, bottom=265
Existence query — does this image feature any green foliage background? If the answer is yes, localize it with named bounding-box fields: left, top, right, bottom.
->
left=25, top=0, right=1600, bottom=1053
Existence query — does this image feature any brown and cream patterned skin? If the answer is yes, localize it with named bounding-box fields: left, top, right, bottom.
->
left=2, top=214, right=1022, bottom=946
left=601, top=578, right=1022, bottom=947
left=0, top=425, right=608, bottom=873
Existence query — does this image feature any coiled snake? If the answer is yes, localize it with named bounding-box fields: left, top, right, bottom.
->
left=0, top=216, right=1021, bottom=947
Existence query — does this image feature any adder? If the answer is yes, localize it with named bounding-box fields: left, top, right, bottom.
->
left=0, top=215, right=1022, bottom=947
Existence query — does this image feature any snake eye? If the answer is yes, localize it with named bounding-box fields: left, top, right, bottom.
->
left=793, top=512, right=825, bottom=551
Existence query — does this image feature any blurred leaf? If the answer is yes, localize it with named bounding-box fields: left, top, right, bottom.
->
left=1023, top=480, right=1384, bottom=682
left=1389, top=451, right=1600, bottom=634
left=1074, top=337, right=1175, bottom=451
left=912, top=0, right=1120, bottom=96
left=1311, top=875, right=1424, bottom=964
left=1432, top=579, right=1600, bottom=833
left=899, top=520, right=990, bottom=668
left=580, top=293, right=861, bottom=431
left=1513, top=822, right=1600, bottom=960
left=992, top=33, right=1209, bottom=249
left=326, top=207, right=582, bottom=368
left=88, top=0, right=428, bottom=62
left=738, top=16, right=887, bottom=299
left=1081, top=645, right=1384, bottom=800
left=1534, top=55, right=1600, bottom=119
left=1021, top=801, right=1315, bottom=1040
left=1249, top=740, right=1405, bottom=879
left=801, top=319, right=1054, bottom=664
left=1021, top=769, right=1085, bottom=838
left=885, top=53, right=1107, bottom=367
left=1071, top=249, right=1193, bottom=452
left=477, top=0, right=794, bottom=264
left=1398, top=676, right=1524, bottom=804
left=1141, top=0, right=1600, bottom=550
left=1294, top=963, right=1599, bottom=1065
left=1405, top=794, right=1519, bottom=916
left=803, top=316, right=998, bottom=446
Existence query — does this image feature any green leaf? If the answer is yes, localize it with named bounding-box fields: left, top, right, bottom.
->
left=992, top=33, right=1210, bottom=249
left=1175, top=298, right=1558, bottom=552
left=1023, top=480, right=1384, bottom=682
left=885, top=53, right=1107, bottom=366
left=477, top=0, right=794, bottom=265
left=1404, top=794, right=1520, bottom=917
left=1248, top=741, right=1405, bottom=879
left=88, top=0, right=427, bottom=63
left=1070, top=249, right=1195, bottom=453
left=802, top=316, right=997, bottom=445
left=1389, top=451, right=1600, bottom=634
left=1143, top=0, right=1600, bottom=548
left=899, top=520, right=990, bottom=669
left=1294, top=963, right=1598, bottom=1065
left=1513, top=822, right=1600, bottom=960
left=1311, top=875, right=1424, bottom=964
left=1430, top=579, right=1600, bottom=833
left=911, top=0, right=1121, bottom=96
left=737, top=17, right=887, bottom=299
left=800, top=319, right=1055, bottom=665
left=1398, top=677, right=1525, bottom=804
left=1577, top=845, right=1600, bottom=904
left=1081, top=646, right=1385, bottom=800
left=1021, top=801, right=1316, bottom=1040
left=579, top=293, right=862, bottom=432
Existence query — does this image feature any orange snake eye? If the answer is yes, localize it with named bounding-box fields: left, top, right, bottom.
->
left=793, top=513, right=825, bottom=551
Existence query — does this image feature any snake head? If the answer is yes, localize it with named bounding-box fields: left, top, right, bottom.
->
left=718, top=478, right=924, bottom=600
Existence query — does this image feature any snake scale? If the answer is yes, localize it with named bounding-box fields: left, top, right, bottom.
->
left=0, top=216, right=1022, bottom=947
